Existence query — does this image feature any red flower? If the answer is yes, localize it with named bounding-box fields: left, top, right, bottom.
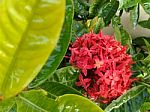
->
left=76, top=74, right=91, bottom=90
left=70, top=31, right=136, bottom=103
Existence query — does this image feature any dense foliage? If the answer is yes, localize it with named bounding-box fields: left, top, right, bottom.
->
left=0, top=0, right=150, bottom=112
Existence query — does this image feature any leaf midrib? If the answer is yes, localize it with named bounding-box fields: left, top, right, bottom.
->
left=1, top=1, right=40, bottom=95
left=19, top=95, right=48, bottom=112
left=104, top=0, right=118, bottom=21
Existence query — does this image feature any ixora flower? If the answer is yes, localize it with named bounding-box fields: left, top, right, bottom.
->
left=69, top=31, right=137, bottom=103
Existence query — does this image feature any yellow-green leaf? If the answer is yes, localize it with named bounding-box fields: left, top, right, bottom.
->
left=0, top=97, right=15, bottom=112
left=29, top=0, right=74, bottom=88
left=16, top=90, right=58, bottom=112
left=0, top=0, right=65, bottom=99
left=56, top=94, right=104, bottom=112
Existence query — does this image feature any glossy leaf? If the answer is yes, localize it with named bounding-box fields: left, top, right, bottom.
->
left=112, top=16, right=122, bottom=42
left=74, top=0, right=88, bottom=20
left=94, top=17, right=105, bottom=34
left=140, top=102, right=150, bottom=112
left=119, top=0, right=140, bottom=9
left=130, top=4, right=139, bottom=28
left=56, top=94, right=104, bottom=112
left=89, top=0, right=109, bottom=18
left=112, top=16, right=133, bottom=54
left=72, top=20, right=88, bottom=42
left=144, top=38, right=150, bottom=53
left=48, top=66, right=79, bottom=87
left=114, top=26, right=122, bottom=42
left=119, top=28, right=133, bottom=50
left=133, top=37, right=150, bottom=46
left=141, top=39, right=150, bottom=63
left=148, top=89, right=150, bottom=94
left=16, top=90, right=58, bottom=112
left=0, top=0, right=65, bottom=99
left=77, top=0, right=89, bottom=10
left=142, top=38, right=150, bottom=80
left=29, top=0, right=73, bottom=88
left=40, top=81, right=82, bottom=98
left=138, top=18, right=150, bottom=29
left=98, top=0, right=119, bottom=25
left=105, top=86, right=149, bottom=112
left=140, top=0, right=150, bottom=15
left=89, top=0, right=101, bottom=18
left=0, top=98, right=15, bottom=112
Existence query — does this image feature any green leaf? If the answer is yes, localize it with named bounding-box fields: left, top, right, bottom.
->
left=114, top=26, right=122, bottom=42
left=143, top=55, right=150, bottom=63
left=112, top=16, right=122, bottom=42
left=138, top=18, right=150, bottom=29
left=112, top=16, right=121, bottom=27
left=89, top=0, right=109, bottom=18
left=120, top=28, right=133, bottom=49
left=105, top=86, right=149, bottom=112
left=77, top=0, right=89, bottom=10
left=119, top=0, right=140, bottom=9
left=138, top=81, right=150, bottom=89
left=0, top=98, right=15, bottom=112
left=143, top=39, right=150, bottom=62
left=98, top=0, right=119, bottom=25
left=16, top=90, right=58, bottom=112
left=56, top=94, right=104, bottom=112
left=72, top=20, right=88, bottom=42
left=133, top=37, right=150, bottom=46
left=148, top=89, right=150, bottom=94
left=140, top=0, right=150, bottom=15
left=74, top=0, right=88, bottom=20
left=29, top=0, right=74, bottom=88
left=140, top=102, right=150, bottom=112
left=94, top=17, right=105, bottom=34
left=49, top=66, right=79, bottom=87
left=40, top=81, right=82, bottom=98
left=112, top=16, right=133, bottom=54
left=144, top=38, right=150, bottom=53
left=0, top=0, right=65, bottom=99
left=130, top=4, right=139, bottom=28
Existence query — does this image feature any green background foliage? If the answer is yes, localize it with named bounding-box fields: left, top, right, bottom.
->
left=0, top=0, right=150, bottom=111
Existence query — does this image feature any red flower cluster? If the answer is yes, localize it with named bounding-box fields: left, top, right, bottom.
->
left=70, top=31, right=136, bottom=103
